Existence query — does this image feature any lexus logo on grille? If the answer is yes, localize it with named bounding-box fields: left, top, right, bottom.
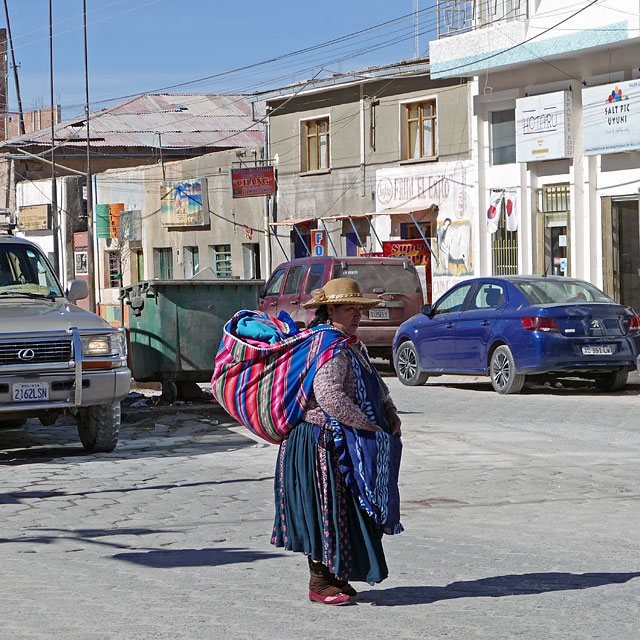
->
left=17, top=348, right=36, bottom=361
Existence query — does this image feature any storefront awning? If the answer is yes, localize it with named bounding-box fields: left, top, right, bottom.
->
left=321, top=205, right=438, bottom=222
left=269, top=217, right=316, bottom=226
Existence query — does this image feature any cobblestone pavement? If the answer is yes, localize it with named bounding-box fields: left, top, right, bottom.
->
left=1, top=371, right=639, bottom=639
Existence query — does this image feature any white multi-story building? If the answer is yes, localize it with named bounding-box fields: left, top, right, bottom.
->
left=430, top=0, right=640, bottom=311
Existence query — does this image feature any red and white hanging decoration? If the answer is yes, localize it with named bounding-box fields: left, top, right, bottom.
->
left=487, top=190, right=504, bottom=234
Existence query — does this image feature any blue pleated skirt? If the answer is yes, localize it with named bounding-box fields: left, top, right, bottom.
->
left=271, top=421, right=388, bottom=584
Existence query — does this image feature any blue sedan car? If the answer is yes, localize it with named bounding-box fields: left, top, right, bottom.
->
left=393, top=276, right=640, bottom=394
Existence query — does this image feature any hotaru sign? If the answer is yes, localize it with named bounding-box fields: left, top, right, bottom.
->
left=230, top=166, right=275, bottom=198
left=583, top=79, right=640, bottom=156
left=515, top=90, right=573, bottom=162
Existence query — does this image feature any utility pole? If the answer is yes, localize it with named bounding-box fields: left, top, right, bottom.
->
left=3, top=0, right=24, bottom=135
left=83, top=0, right=95, bottom=311
left=49, top=0, right=59, bottom=276
left=414, top=0, right=419, bottom=59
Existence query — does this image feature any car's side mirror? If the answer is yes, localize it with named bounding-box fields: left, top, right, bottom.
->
left=67, top=279, right=89, bottom=302
left=420, top=303, right=433, bottom=316
left=259, top=289, right=266, bottom=299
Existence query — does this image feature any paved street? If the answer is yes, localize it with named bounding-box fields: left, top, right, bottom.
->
left=1, top=371, right=639, bottom=639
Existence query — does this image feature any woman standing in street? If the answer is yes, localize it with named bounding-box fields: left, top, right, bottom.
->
left=271, top=277, right=403, bottom=605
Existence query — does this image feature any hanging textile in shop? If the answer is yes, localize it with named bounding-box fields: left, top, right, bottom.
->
left=504, top=190, right=519, bottom=232
left=487, top=190, right=504, bottom=234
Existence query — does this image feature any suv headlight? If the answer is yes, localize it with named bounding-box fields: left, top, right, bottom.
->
left=80, top=332, right=127, bottom=358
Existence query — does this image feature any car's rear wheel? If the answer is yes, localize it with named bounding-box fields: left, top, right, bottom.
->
left=594, top=369, right=628, bottom=392
left=395, top=341, right=429, bottom=386
left=490, top=345, right=525, bottom=394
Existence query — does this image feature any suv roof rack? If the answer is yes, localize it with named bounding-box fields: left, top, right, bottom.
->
left=0, top=209, right=16, bottom=235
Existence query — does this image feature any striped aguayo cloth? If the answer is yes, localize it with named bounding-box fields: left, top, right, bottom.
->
left=211, top=310, right=354, bottom=444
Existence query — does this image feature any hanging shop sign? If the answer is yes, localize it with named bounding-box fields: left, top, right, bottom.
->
left=515, top=90, right=573, bottom=162
left=583, top=79, right=640, bottom=156
left=382, top=239, right=430, bottom=266
left=230, top=166, right=275, bottom=198
left=120, top=210, right=142, bottom=242
left=18, top=204, right=50, bottom=231
left=96, top=204, right=110, bottom=238
left=109, top=203, right=124, bottom=239
left=311, top=229, right=327, bottom=257
left=161, top=178, right=208, bottom=227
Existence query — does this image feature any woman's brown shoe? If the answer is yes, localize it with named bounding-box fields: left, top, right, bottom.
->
left=308, top=558, right=353, bottom=604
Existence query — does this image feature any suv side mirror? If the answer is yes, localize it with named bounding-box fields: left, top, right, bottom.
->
left=420, top=303, right=433, bottom=316
left=67, top=279, right=89, bottom=302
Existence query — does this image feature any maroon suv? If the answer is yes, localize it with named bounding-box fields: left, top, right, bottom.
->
left=258, top=256, right=424, bottom=362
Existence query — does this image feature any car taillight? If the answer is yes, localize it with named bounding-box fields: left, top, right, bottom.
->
left=628, top=314, right=640, bottom=332
left=521, top=316, right=560, bottom=332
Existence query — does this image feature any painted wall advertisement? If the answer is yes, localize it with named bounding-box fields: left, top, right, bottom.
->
left=160, top=178, right=208, bottom=227
left=376, top=162, right=473, bottom=301
left=515, top=90, right=573, bottom=162
left=583, top=79, right=640, bottom=156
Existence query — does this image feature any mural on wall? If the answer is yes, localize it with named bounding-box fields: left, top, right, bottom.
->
left=160, top=178, right=208, bottom=227
left=376, top=161, right=474, bottom=301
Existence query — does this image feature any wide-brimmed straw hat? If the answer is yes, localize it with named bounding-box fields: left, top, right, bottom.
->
left=301, top=277, right=381, bottom=309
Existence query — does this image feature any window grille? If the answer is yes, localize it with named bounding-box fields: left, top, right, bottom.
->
left=491, top=193, right=518, bottom=275
left=214, top=244, right=232, bottom=277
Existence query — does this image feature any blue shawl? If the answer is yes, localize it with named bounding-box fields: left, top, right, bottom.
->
left=320, top=346, right=403, bottom=535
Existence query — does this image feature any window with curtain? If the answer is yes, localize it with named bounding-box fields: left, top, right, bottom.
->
left=155, top=248, right=173, bottom=280
left=302, top=118, right=330, bottom=171
left=404, top=100, right=437, bottom=160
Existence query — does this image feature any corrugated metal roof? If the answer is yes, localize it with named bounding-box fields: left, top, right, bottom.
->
left=1, top=94, right=265, bottom=150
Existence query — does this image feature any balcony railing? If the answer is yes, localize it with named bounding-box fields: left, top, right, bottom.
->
left=437, top=0, right=529, bottom=38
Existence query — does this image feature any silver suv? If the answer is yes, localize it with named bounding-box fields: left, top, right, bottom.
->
left=0, top=233, right=131, bottom=452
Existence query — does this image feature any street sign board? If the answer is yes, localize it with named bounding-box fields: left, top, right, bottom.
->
left=230, top=166, right=275, bottom=198
left=311, top=229, right=327, bottom=256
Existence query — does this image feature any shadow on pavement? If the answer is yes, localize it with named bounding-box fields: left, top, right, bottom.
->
left=0, top=418, right=256, bottom=466
left=359, top=571, right=640, bottom=606
left=112, top=546, right=283, bottom=567
left=0, top=526, right=180, bottom=550
left=0, top=477, right=273, bottom=505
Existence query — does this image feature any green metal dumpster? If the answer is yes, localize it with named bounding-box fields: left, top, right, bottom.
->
left=121, top=279, right=263, bottom=400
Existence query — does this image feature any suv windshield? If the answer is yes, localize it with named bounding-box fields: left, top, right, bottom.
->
left=516, top=279, right=611, bottom=304
left=0, top=244, right=63, bottom=298
left=332, top=263, right=421, bottom=294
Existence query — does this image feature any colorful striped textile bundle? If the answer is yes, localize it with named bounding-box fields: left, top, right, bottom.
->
left=212, top=310, right=354, bottom=444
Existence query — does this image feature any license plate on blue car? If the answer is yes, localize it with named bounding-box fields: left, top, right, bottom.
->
left=581, top=345, right=612, bottom=355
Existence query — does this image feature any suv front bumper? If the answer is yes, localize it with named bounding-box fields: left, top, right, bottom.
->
left=0, top=327, right=131, bottom=414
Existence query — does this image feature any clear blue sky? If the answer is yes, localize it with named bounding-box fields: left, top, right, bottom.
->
left=2, top=0, right=437, bottom=120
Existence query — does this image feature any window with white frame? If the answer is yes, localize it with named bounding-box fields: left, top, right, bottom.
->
left=403, top=100, right=437, bottom=160
left=490, top=109, right=516, bottom=165
left=301, top=117, right=330, bottom=172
